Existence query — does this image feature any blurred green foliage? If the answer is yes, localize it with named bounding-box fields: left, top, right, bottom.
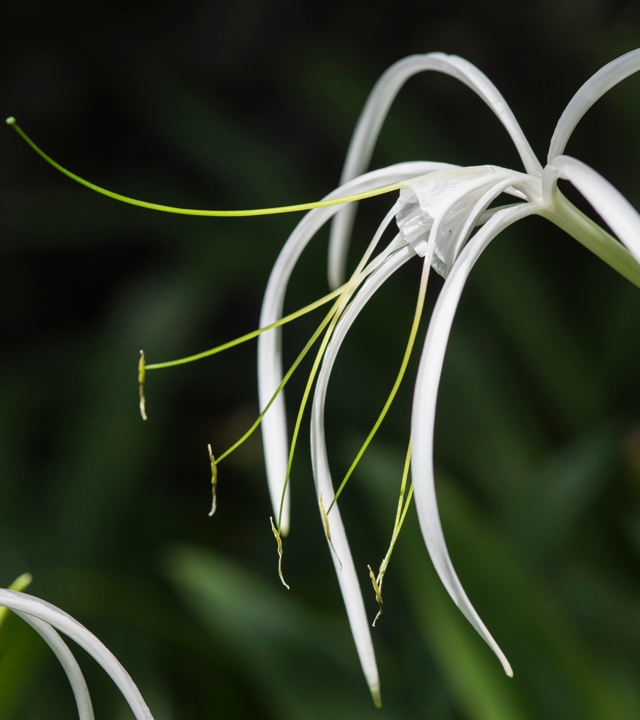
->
left=2, top=1, right=640, bottom=718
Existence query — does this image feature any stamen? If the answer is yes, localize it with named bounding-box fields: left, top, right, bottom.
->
left=368, top=441, right=414, bottom=626
left=328, top=256, right=430, bottom=513
left=144, top=285, right=344, bottom=372
left=276, top=208, right=398, bottom=532
left=319, top=493, right=342, bottom=571
left=367, top=566, right=383, bottom=626
left=213, top=225, right=396, bottom=479
left=138, top=351, right=147, bottom=421
left=6, top=118, right=403, bottom=217
left=207, top=444, right=218, bottom=517
left=215, top=294, right=343, bottom=466
left=270, top=516, right=290, bottom=589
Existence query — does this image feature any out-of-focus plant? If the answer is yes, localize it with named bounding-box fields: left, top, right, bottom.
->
left=4, top=49, right=640, bottom=716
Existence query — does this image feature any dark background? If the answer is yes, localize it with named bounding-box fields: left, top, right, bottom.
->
left=2, top=1, right=640, bottom=718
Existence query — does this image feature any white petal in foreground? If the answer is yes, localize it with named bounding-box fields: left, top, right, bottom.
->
left=311, top=246, right=415, bottom=706
left=410, top=202, right=542, bottom=677
left=544, top=156, right=640, bottom=264
left=14, top=610, right=95, bottom=720
left=329, top=52, right=542, bottom=290
left=258, top=161, right=451, bottom=534
left=548, top=49, right=640, bottom=163
left=0, top=590, right=154, bottom=720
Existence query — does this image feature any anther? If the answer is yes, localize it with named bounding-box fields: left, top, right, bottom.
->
left=270, top=517, right=290, bottom=590
left=138, top=351, right=147, bottom=421
left=368, top=565, right=384, bottom=626
left=208, top=444, right=217, bottom=516
left=319, top=493, right=342, bottom=571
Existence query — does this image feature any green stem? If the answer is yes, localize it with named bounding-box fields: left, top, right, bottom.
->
left=542, top=192, right=640, bottom=289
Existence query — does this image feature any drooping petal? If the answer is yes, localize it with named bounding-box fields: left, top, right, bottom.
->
left=310, top=244, right=415, bottom=705
left=0, top=590, right=154, bottom=720
left=258, top=161, right=452, bottom=534
left=548, top=49, right=640, bottom=163
left=544, top=155, right=640, bottom=264
left=14, top=611, right=95, bottom=720
left=329, top=52, right=542, bottom=290
left=410, top=202, right=542, bottom=677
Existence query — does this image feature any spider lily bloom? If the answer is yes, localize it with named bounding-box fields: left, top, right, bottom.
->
left=0, top=587, right=154, bottom=720
left=7, top=49, right=640, bottom=707
left=259, top=50, right=640, bottom=698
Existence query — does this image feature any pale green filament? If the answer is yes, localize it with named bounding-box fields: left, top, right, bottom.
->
left=328, top=257, right=430, bottom=514
left=370, top=441, right=414, bottom=625
left=276, top=213, right=398, bottom=533
left=139, top=286, right=345, bottom=423
left=215, top=294, right=344, bottom=465
left=144, top=285, right=345, bottom=372
left=0, top=573, right=33, bottom=627
left=6, top=117, right=402, bottom=217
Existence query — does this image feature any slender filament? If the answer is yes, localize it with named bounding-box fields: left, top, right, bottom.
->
left=328, top=256, right=430, bottom=513
left=6, top=117, right=402, bottom=217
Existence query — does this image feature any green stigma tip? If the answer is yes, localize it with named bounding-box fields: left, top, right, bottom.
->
left=6, top=117, right=15, bottom=125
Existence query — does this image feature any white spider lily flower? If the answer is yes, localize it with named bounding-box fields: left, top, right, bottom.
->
left=258, top=49, right=640, bottom=699
left=8, top=47, right=640, bottom=708
left=0, top=589, right=154, bottom=720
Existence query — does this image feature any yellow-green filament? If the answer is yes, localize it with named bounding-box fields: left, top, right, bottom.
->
left=6, top=117, right=402, bottom=217
left=379, top=441, right=413, bottom=578
left=276, top=211, right=396, bottom=532
left=328, top=257, right=430, bottom=514
left=208, top=444, right=218, bottom=517
left=369, top=440, right=414, bottom=625
left=319, top=493, right=342, bottom=571
left=144, top=285, right=344, bottom=372
left=0, top=573, right=33, bottom=626
left=270, top=516, right=290, bottom=589
left=214, top=293, right=344, bottom=465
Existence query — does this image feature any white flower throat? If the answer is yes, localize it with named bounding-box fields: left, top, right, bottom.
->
left=396, top=165, right=538, bottom=276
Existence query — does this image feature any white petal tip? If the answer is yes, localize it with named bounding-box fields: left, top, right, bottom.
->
left=371, top=685, right=382, bottom=708
left=503, top=659, right=514, bottom=678
left=279, top=521, right=289, bottom=538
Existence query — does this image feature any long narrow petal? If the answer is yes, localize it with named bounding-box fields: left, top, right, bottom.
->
left=13, top=611, right=95, bottom=720
left=259, top=161, right=452, bottom=534
left=329, top=53, right=542, bottom=290
left=544, top=155, right=640, bottom=264
left=311, top=245, right=415, bottom=705
left=548, top=49, right=640, bottom=163
left=410, top=202, right=542, bottom=677
left=0, top=590, right=154, bottom=720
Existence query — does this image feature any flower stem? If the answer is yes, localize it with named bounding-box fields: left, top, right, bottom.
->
left=542, top=192, right=640, bottom=289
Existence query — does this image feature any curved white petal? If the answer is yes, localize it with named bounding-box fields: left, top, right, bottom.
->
left=259, top=161, right=452, bottom=534
left=329, top=52, right=542, bottom=290
left=14, top=611, right=95, bottom=720
left=0, top=590, right=154, bottom=720
left=544, top=155, right=640, bottom=264
left=311, top=244, right=414, bottom=705
left=410, top=202, right=542, bottom=677
left=548, top=49, right=640, bottom=163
